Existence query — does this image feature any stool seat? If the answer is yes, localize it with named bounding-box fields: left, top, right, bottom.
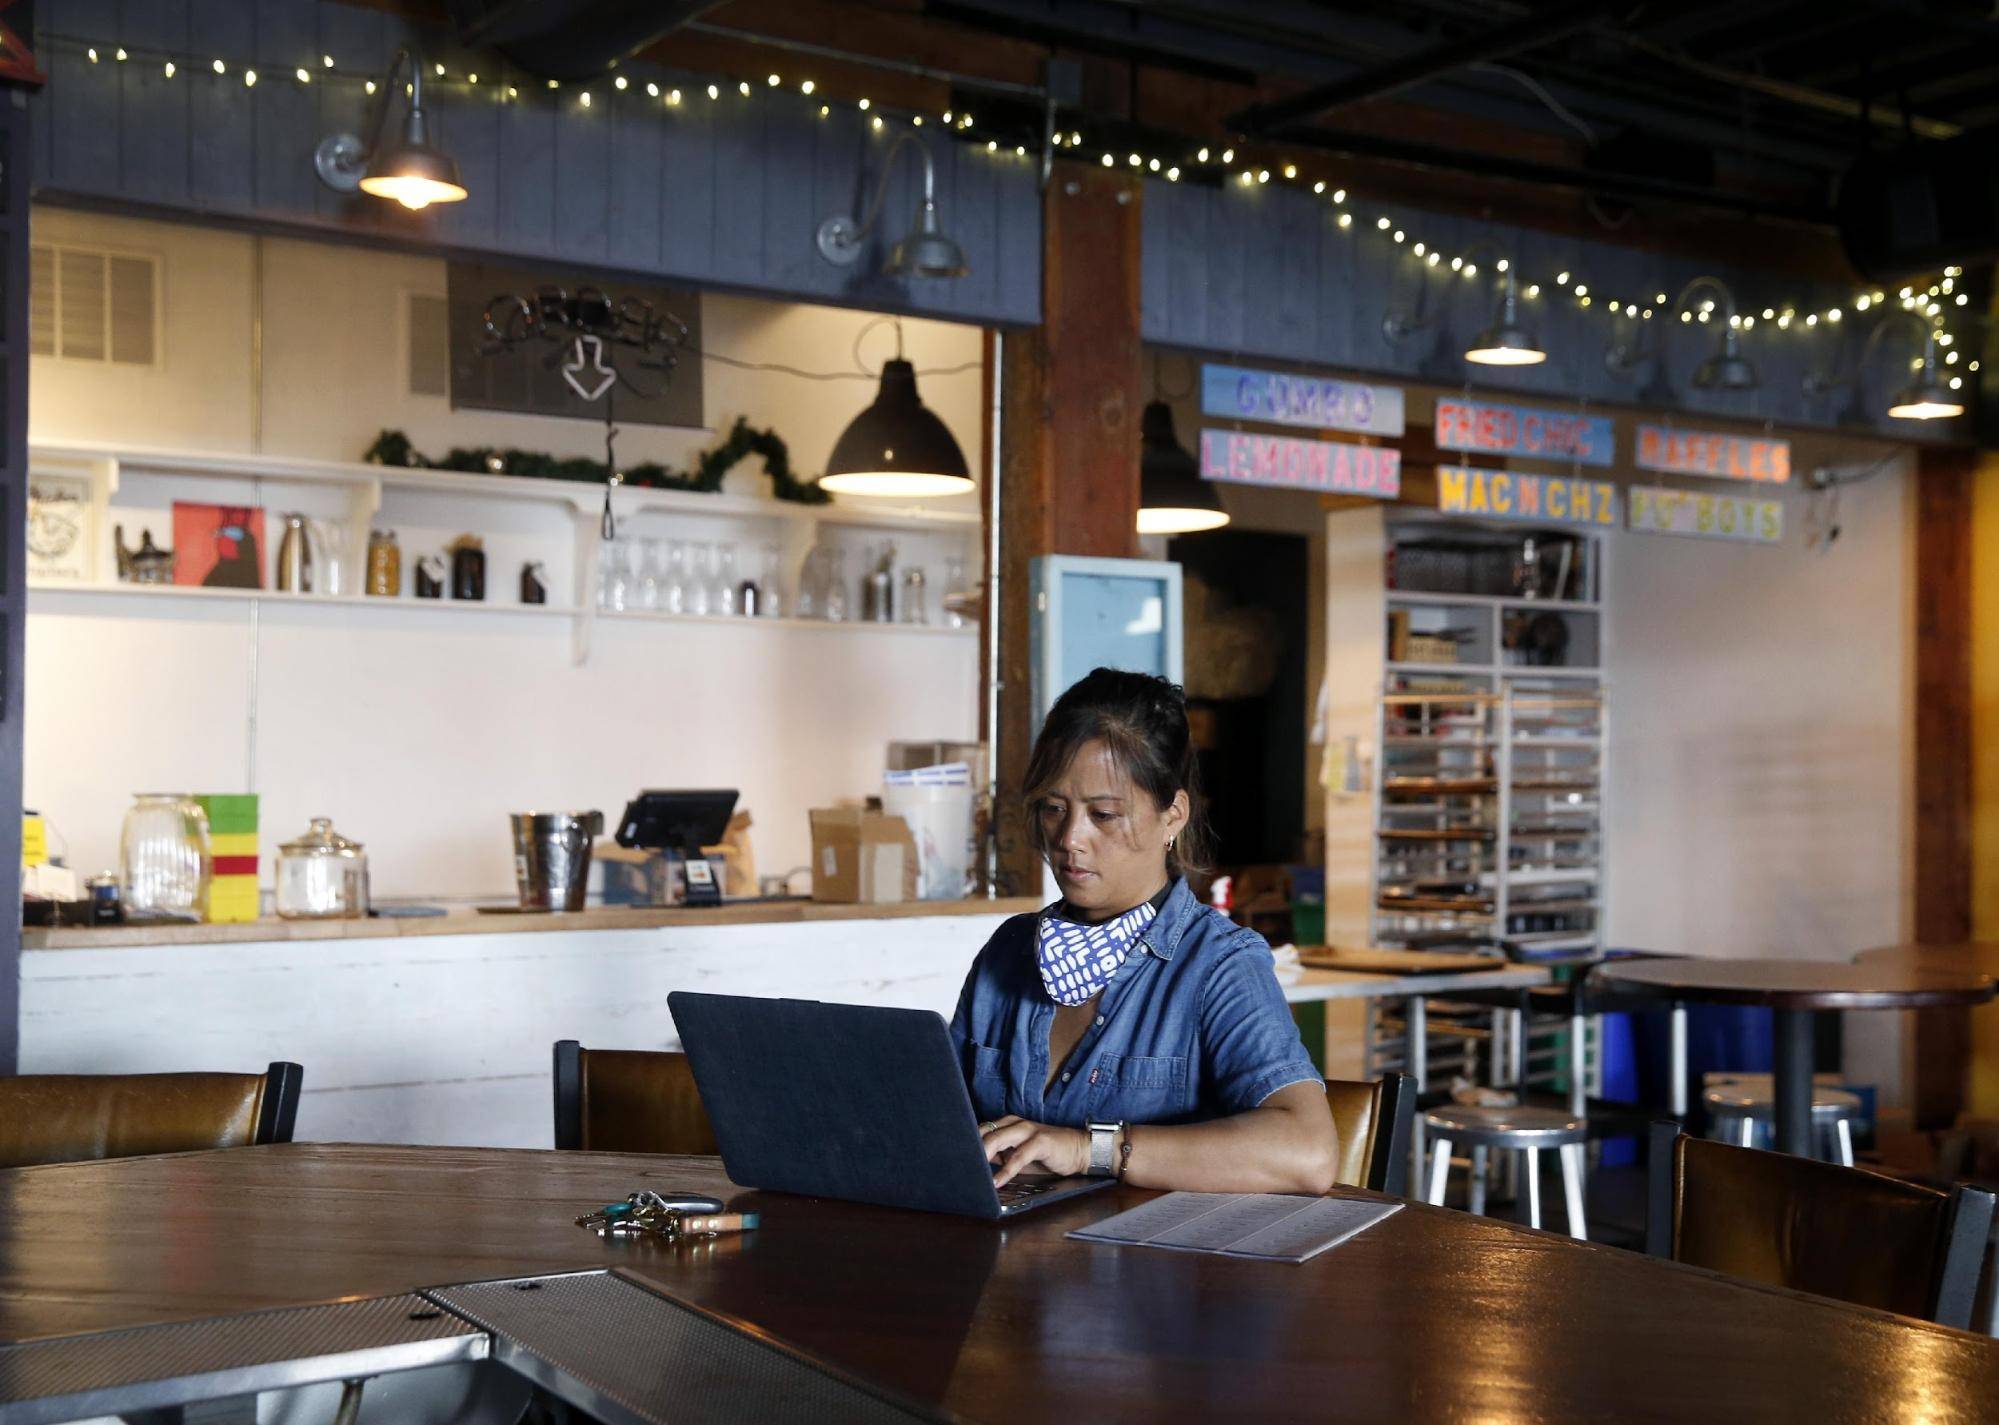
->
left=1421, top=1103, right=1588, bottom=1147
left=1703, top=1084, right=1862, bottom=1119
left=1422, top=1103, right=1589, bottom=1239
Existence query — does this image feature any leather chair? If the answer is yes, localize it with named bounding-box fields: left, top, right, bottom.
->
left=552, top=1041, right=719, bottom=1155
left=0, top=1062, right=302, bottom=1170
left=1327, top=1073, right=1416, bottom=1195
left=1646, top=1120, right=1995, bottom=1329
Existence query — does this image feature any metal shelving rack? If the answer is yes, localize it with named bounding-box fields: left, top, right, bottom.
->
left=1363, top=517, right=1609, bottom=1108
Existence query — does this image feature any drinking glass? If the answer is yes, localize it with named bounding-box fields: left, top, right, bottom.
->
left=638, top=540, right=663, bottom=610
left=758, top=541, right=784, bottom=619
left=944, top=555, right=969, bottom=629
left=824, top=546, right=850, bottom=622
left=664, top=540, right=689, bottom=614
left=688, top=543, right=713, bottom=616
left=121, top=793, right=210, bottom=922
left=713, top=543, right=739, bottom=617
left=794, top=547, right=821, bottom=619
left=605, top=539, right=633, bottom=613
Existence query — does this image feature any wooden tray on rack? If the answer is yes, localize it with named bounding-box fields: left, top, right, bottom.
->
left=1377, top=896, right=1497, bottom=914
left=1299, top=946, right=1508, bottom=974
left=1378, top=827, right=1496, bottom=842
left=1383, top=777, right=1498, bottom=795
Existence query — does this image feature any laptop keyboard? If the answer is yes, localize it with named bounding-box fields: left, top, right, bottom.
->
left=995, top=1176, right=1071, bottom=1208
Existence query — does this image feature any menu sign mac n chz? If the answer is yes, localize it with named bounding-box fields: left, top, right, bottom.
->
left=1635, top=424, right=1791, bottom=482
left=1200, top=363, right=1405, bottom=437
left=1434, top=398, right=1615, bottom=467
left=1437, top=465, right=1619, bottom=527
left=1200, top=429, right=1401, bottom=498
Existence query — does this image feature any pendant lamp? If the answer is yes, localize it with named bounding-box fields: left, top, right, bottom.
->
left=1465, top=269, right=1545, bottom=367
left=1138, top=401, right=1228, bottom=534
left=821, top=358, right=974, bottom=497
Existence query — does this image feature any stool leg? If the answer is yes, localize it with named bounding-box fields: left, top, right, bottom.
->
left=1525, top=1147, right=1543, bottom=1230
left=1738, top=1115, right=1754, bottom=1149
left=1569, top=1013, right=1587, bottom=1117
left=1669, top=1005, right=1688, bottom=1118
left=1408, top=996, right=1428, bottom=1183
left=1560, top=1142, right=1587, bottom=1241
left=1835, top=1118, right=1855, bottom=1168
left=1469, top=1145, right=1488, bottom=1216
left=1427, top=1137, right=1452, bottom=1207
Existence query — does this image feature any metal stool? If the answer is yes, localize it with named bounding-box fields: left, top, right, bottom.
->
left=1703, top=1080, right=1861, bottom=1166
left=1422, top=1103, right=1588, bottom=1240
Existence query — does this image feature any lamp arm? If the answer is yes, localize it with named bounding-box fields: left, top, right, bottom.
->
left=358, top=48, right=416, bottom=160
left=846, top=132, right=936, bottom=246
left=1671, top=275, right=1738, bottom=323
left=1805, top=308, right=1933, bottom=396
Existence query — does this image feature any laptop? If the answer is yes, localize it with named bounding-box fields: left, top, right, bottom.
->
left=668, top=992, right=1113, bottom=1220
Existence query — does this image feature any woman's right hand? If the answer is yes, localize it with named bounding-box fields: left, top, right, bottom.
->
left=979, top=1115, right=1090, bottom=1186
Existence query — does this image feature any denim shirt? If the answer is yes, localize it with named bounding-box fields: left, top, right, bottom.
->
left=949, top=878, right=1321, bottom=1127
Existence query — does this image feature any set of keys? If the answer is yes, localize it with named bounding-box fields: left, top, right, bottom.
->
left=576, top=1191, right=760, bottom=1242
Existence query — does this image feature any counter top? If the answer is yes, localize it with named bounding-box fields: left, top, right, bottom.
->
left=23, top=896, right=1040, bottom=950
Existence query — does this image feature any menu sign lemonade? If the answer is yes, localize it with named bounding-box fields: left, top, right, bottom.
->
left=1199, top=430, right=1401, bottom=497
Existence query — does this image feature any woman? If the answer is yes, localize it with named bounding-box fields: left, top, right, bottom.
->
left=950, top=667, right=1337, bottom=1194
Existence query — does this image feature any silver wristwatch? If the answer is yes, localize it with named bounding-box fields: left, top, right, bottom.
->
left=1087, top=1121, right=1124, bottom=1178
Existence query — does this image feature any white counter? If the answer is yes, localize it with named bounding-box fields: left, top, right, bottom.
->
left=21, top=901, right=1031, bottom=1149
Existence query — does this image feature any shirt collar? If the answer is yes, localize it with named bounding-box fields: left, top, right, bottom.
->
left=1137, top=877, right=1200, bottom=961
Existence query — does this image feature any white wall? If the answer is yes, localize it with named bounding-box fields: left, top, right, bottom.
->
left=1603, top=457, right=1913, bottom=1099
left=27, top=208, right=986, bottom=897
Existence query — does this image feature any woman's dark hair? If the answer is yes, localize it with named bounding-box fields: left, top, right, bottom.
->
left=1022, top=667, right=1212, bottom=879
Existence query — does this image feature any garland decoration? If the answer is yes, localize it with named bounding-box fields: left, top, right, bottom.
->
left=364, top=417, right=831, bottom=505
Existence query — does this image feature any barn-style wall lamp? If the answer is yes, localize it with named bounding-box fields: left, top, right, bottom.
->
left=314, top=48, right=467, bottom=210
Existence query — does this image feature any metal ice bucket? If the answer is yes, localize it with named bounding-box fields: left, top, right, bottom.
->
left=510, top=810, right=604, bottom=912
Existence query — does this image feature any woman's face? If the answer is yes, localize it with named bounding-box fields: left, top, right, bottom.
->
left=1035, top=738, right=1189, bottom=919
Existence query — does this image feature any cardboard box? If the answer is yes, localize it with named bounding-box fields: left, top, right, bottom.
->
left=809, top=807, right=917, bottom=904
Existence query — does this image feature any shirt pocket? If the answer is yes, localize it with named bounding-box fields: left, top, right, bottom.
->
left=966, top=1043, right=1011, bottom=1120
left=1090, top=1052, right=1191, bottom=1119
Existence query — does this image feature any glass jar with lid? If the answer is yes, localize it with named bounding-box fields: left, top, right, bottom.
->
left=120, top=793, right=210, bottom=921
left=275, top=817, right=370, bottom=919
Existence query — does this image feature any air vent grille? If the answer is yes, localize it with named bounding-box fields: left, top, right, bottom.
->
left=30, top=243, right=160, bottom=366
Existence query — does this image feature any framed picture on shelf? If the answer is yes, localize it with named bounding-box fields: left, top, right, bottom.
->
left=172, top=503, right=266, bottom=589
left=27, top=473, right=92, bottom=582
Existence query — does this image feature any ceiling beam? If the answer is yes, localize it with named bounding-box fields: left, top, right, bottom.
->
left=1226, top=0, right=1631, bottom=133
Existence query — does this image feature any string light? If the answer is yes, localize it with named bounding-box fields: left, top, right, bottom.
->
left=29, top=30, right=1976, bottom=393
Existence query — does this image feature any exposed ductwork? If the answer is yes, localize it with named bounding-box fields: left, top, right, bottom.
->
left=444, top=0, right=729, bottom=82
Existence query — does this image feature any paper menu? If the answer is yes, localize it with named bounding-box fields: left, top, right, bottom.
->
left=1066, top=1192, right=1402, bottom=1264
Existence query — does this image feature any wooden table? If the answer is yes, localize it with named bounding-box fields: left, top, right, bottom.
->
left=6, top=1143, right=1998, bottom=1422
left=1599, top=958, right=1996, bottom=1157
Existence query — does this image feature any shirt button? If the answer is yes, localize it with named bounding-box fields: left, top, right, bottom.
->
left=1061, top=1071, right=1072, bottom=1082
left=1095, top=1015, right=1106, bottom=1026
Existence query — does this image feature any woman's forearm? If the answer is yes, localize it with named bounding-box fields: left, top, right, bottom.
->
left=1118, top=1084, right=1339, bottom=1194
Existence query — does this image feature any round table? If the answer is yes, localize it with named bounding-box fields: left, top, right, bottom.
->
left=1596, top=958, right=1996, bottom=1157
left=1855, top=942, right=1999, bottom=975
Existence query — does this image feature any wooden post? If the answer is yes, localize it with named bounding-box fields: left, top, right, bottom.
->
left=1912, top=444, right=1976, bottom=1127
left=990, top=160, right=1144, bottom=894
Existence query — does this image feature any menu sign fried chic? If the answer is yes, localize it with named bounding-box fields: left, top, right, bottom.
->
left=1200, top=363, right=1405, bottom=436
left=1436, top=465, right=1619, bottom=527
left=1628, top=485, right=1783, bottom=543
left=1199, top=429, right=1401, bottom=498
left=1434, top=398, right=1615, bottom=467
left=1634, top=424, right=1791, bottom=483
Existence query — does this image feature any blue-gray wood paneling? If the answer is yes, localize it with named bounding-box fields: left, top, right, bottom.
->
left=31, top=0, right=1042, bottom=327
left=1143, top=178, right=1956, bottom=443
left=0, top=96, right=29, bottom=1071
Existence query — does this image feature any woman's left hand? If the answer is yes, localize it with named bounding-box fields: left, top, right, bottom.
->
left=979, top=1115, right=1089, bottom=1186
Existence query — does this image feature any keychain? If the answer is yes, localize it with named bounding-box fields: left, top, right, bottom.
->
left=576, top=1191, right=759, bottom=1242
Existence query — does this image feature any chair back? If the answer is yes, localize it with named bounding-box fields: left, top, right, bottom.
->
left=1646, top=1120, right=1995, bottom=1328
left=0, top=1062, right=302, bottom=1170
left=1326, top=1073, right=1415, bottom=1195
left=553, top=1041, right=719, bottom=1155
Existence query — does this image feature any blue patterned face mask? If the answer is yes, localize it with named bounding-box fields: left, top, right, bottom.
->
left=1036, top=898, right=1160, bottom=1006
